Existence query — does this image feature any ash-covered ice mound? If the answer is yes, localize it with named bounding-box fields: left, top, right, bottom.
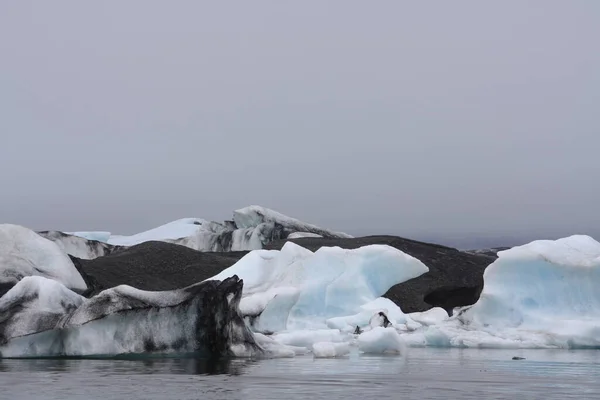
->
left=0, top=275, right=261, bottom=358
left=404, top=235, right=600, bottom=349
left=0, top=224, right=88, bottom=297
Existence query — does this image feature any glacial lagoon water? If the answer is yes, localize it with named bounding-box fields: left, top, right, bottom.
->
left=0, top=348, right=598, bottom=400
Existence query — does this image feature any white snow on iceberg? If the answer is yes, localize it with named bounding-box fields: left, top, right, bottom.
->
left=106, top=218, right=214, bottom=247
left=37, top=230, right=120, bottom=260
left=0, top=224, right=88, bottom=293
left=39, top=206, right=352, bottom=258
left=67, top=231, right=112, bottom=243
left=108, top=205, right=351, bottom=249
left=232, top=206, right=351, bottom=238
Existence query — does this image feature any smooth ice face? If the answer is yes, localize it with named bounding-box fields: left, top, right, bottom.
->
left=0, top=224, right=87, bottom=293
left=209, top=242, right=429, bottom=332
left=457, top=235, right=600, bottom=347
left=401, top=235, right=600, bottom=349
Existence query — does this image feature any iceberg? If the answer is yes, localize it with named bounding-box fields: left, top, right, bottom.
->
left=207, top=242, right=429, bottom=353
left=0, top=224, right=88, bottom=296
left=404, top=235, right=600, bottom=349
left=209, top=242, right=428, bottom=332
left=0, top=276, right=84, bottom=351
left=312, top=341, right=351, bottom=358
left=38, top=206, right=352, bottom=258
left=0, top=275, right=262, bottom=358
left=357, top=327, right=406, bottom=354
left=37, top=230, right=122, bottom=260
left=168, top=206, right=351, bottom=252
left=106, top=218, right=215, bottom=247
left=12, top=218, right=600, bottom=356
left=232, top=206, right=351, bottom=238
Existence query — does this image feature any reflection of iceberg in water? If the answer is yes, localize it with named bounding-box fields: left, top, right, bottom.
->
left=0, top=356, right=254, bottom=376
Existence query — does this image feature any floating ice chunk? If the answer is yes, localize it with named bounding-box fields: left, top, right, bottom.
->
left=272, top=329, right=350, bottom=348
left=457, top=235, right=600, bottom=348
left=358, top=327, right=406, bottom=355
left=0, top=224, right=87, bottom=292
left=253, top=333, right=306, bottom=358
left=408, top=307, right=449, bottom=326
left=399, top=235, right=600, bottom=349
left=312, top=342, right=351, bottom=358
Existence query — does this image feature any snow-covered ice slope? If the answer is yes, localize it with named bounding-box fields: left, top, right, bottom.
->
left=106, top=218, right=213, bottom=246
left=208, top=242, right=429, bottom=332
left=67, top=231, right=112, bottom=243
left=404, top=235, right=600, bottom=349
left=0, top=275, right=262, bottom=358
left=0, top=224, right=87, bottom=293
left=233, top=206, right=352, bottom=238
left=37, top=230, right=121, bottom=260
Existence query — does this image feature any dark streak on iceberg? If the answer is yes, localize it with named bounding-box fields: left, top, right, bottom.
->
left=0, top=275, right=262, bottom=359
left=37, top=230, right=124, bottom=260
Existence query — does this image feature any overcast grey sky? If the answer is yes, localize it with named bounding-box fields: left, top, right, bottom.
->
left=1, top=1, right=598, bottom=248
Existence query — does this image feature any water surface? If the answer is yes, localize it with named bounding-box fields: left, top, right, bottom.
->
left=1, top=348, right=598, bottom=399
